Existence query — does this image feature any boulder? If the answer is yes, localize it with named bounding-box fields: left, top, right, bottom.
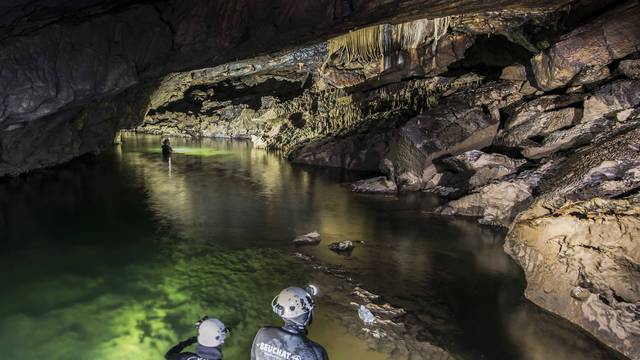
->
left=350, top=176, right=397, bottom=194
left=522, top=118, right=613, bottom=159
left=583, top=80, right=640, bottom=121
left=569, top=65, right=610, bottom=86
left=535, top=124, right=640, bottom=208
left=504, top=197, right=640, bottom=360
left=437, top=179, right=533, bottom=227
left=436, top=161, right=557, bottom=226
left=500, top=63, right=527, bottom=81
left=251, top=135, right=267, bottom=148
left=498, top=107, right=583, bottom=147
left=328, top=240, right=355, bottom=253
left=438, top=150, right=526, bottom=189
left=293, top=231, right=321, bottom=245
left=387, top=99, right=498, bottom=191
left=619, top=59, right=640, bottom=79
left=531, top=1, right=640, bottom=91
left=505, top=94, right=584, bottom=130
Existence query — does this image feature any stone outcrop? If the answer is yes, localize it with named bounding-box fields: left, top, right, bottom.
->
left=521, top=117, right=613, bottom=159
left=537, top=123, right=640, bottom=207
left=350, top=177, right=397, bottom=194
left=436, top=161, right=556, bottom=226
left=293, top=231, right=322, bottom=245
left=531, top=1, right=640, bottom=91
left=619, top=59, right=640, bottom=80
left=387, top=98, right=499, bottom=191
left=583, top=80, right=640, bottom=122
left=504, top=197, right=640, bottom=360
left=439, top=150, right=526, bottom=189
left=498, top=106, right=583, bottom=147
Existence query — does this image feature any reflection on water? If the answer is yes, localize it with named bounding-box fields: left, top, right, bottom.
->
left=0, top=135, right=621, bottom=360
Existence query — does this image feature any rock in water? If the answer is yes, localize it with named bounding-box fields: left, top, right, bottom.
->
left=504, top=198, right=640, bottom=360
left=293, top=231, right=321, bottom=245
left=358, top=305, right=376, bottom=326
left=328, top=241, right=354, bottom=252
left=437, top=179, right=534, bottom=227
left=350, top=177, right=397, bottom=194
left=251, top=135, right=267, bottom=148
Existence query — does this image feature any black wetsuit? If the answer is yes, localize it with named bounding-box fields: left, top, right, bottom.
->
left=251, top=324, right=328, bottom=360
left=162, top=144, right=173, bottom=157
left=165, top=337, right=223, bottom=360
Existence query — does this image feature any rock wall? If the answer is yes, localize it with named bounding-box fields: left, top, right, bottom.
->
left=504, top=198, right=640, bottom=360
left=1, top=0, right=575, bottom=177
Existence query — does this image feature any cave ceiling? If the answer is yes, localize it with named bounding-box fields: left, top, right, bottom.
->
left=0, top=0, right=576, bottom=126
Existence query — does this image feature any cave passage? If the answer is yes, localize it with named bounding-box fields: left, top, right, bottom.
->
left=0, top=135, right=621, bottom=360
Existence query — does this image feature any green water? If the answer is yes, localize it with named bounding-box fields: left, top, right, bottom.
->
left=0, top=135, right=621, bottom=359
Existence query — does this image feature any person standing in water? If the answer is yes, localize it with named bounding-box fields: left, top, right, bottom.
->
left=165, top=317, right=229, bottom=360
left=162, top=138, right=173, bottom=158
left=251, top=285, right=329, bottom=360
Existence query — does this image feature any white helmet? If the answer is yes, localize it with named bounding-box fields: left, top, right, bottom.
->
left=271, top=285, right=318, bottom=323
left=196, top=318, right=228, bottom=348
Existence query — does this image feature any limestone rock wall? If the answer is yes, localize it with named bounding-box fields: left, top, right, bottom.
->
left=504, top=198, right=640, bottom=360
left=1, top=0, right=576, bottom=177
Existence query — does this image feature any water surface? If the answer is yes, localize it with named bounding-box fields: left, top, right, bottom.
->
left=0, top=135, right=621, bottom=359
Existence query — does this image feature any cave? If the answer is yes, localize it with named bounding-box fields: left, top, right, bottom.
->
left=1, top=1, right=639, bottom=360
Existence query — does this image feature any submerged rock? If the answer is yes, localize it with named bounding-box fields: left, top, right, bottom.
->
left=504, top=197, right=640, bottom=360
left=293, top=231, right=321, bottom=245
left=349, top=176, right=397, bottom=194
left=328, top=240, right=354, bottom=253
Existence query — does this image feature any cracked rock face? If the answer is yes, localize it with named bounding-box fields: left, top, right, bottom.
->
left=531, top=1, right=640, bottom=91
left=504, top=197, right=640, bottom=360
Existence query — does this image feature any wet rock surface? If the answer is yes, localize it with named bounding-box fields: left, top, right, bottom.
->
left=293, top=231, right=322, bottom=246
left=328, top=241, right=355, bottom=253
left=504, top=197, right=640, bottom=360
left=349, top=177, right=397, bottom=195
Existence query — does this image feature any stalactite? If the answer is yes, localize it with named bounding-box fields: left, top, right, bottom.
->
left=325, top=16, right=451, bottom=66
